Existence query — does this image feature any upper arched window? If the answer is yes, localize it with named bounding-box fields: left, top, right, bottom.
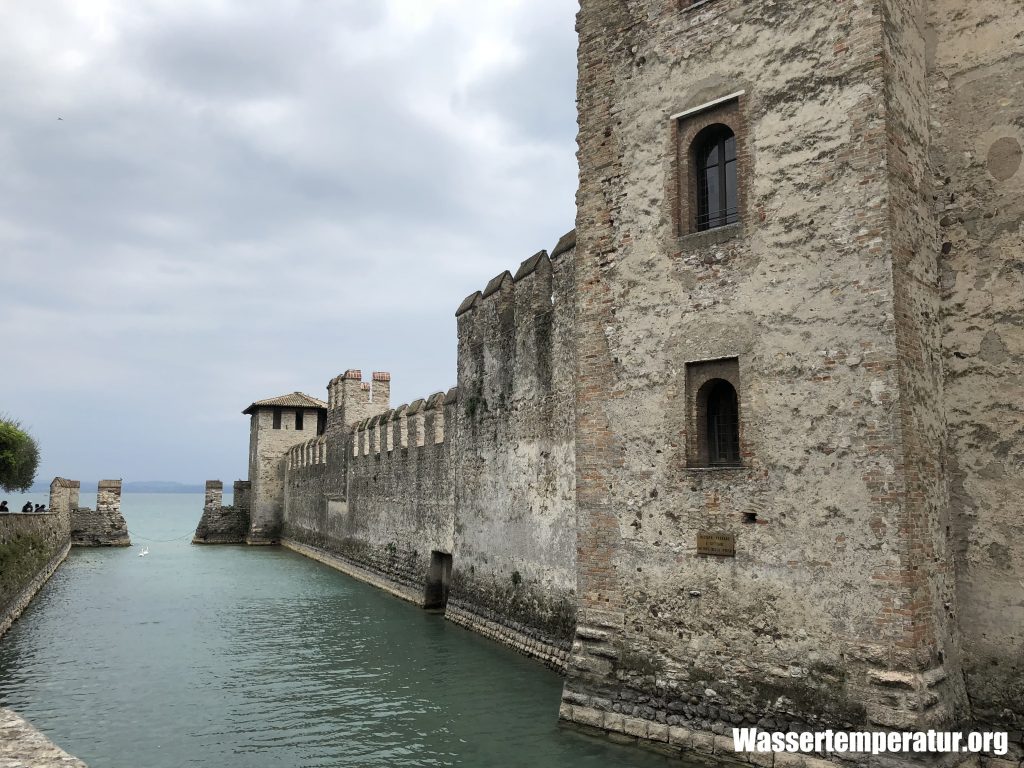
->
left=703, top=379, right=740, bottom=465
left=694, top=125, right=739, bottom=231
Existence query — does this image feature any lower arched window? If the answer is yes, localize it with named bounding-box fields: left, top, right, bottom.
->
left=704, top=379, right=739, bottom=465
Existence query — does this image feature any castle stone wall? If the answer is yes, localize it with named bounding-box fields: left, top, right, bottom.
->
left=282, top=392, right=456, bottom=606
left=563, top=0, right=966, bottom=748
left=0, top=478, right=74, bottom=639
left=878, top=0, right=967, bottom=725
left=931, top=0, right=1024, bottom=731
left=281, top=443, right=331, bottom=549
left=343, top=395, right=455, bottom=602
left=450, top=241, right=577, bottom=662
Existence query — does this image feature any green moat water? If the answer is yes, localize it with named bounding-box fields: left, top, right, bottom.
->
left=0, top=493, right=678, bottom=767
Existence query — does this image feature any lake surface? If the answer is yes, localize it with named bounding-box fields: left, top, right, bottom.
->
left=0, top=493, right=677, bottom=767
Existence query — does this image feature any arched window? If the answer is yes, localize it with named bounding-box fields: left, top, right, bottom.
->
left=694, top=125, right=738, bottom=231
left=704, top=379, right=739, bottom=465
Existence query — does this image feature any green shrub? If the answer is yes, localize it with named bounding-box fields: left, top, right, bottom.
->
left=0, top=417, right=40, bottom=493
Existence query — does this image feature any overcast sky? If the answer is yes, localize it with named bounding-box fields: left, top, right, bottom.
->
left=0, top=0, right=579, bottom=486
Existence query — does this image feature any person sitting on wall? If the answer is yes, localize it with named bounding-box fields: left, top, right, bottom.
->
left=35, top=503, right=46, bottom=512
left=0, top=501, right=8, bottom=512
left=21, top=501, right=33, bottom=513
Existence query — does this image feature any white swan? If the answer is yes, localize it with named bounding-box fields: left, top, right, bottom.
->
left=138, top=547, right=149, bottom=557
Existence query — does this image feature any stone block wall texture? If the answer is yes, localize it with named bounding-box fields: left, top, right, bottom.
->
left=193, top=480, right=251, bottom=544
left=70, top=479, right=130, bottom=547
left=563, top=0, right=981, bottom=748
left=451, top=242, right=577, bottom=655
left=930, top=0, right=1024, bottom=731
left=281, top=444, right=332, bottom=550
left=0, top=478, right=74, bottom=639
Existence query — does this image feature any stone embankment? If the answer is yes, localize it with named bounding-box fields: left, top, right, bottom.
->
left=0, top=707, right=88, bottom=767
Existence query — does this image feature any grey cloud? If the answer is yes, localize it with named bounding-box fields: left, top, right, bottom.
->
left=461, top=12, right=579, bottom=144
left=0, top=0, right=578, bottom=483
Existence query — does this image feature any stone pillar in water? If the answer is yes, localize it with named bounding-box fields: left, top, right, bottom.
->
left=72, top=480, right=130, bottom=547
left=192, top=480, right=249, bottom=545
left=205, top=480, right=223, bottom=514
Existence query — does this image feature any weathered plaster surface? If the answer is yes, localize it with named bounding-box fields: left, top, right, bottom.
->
left=564, top=0, right=1016, bottom=757
left=930, top=0, right=1024, bottom=731
left=451, top=245, right=577, bottom=652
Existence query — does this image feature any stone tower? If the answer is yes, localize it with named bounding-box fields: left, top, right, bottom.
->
left=243, top=392, right=328, bottom=544
left=562, top=0, right=1023, bottom=748
left=324, top=371, right=390, bottom=456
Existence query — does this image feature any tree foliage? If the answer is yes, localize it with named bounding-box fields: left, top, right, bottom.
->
left=0, top=417, right=40, bottom=493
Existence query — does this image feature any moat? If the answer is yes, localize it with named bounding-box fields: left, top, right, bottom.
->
left=0, top=494, right=677, bottom=767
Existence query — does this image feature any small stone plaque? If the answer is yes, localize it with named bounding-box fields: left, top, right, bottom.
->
left=696, top=532, right=736, bottom=557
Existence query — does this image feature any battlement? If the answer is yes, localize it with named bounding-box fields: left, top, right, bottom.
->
left=48, top=477, right=81, bottom=515
left=455, top=233, right=576, bottom=420
left=55, top=479, right=131, bottom=547
left=454, top=230, right=574, bottom=319
left=351, top=388, right=454, bottom=458
left=325, top=369, right=391, bottom=428
left=286, top=435, right=328, bottom=470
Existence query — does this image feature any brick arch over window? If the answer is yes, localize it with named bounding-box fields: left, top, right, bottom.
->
left=672, top=94, right=747, bottom=238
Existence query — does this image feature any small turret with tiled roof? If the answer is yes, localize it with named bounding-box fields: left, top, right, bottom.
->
left=243, top=390, right=329, bottom=545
